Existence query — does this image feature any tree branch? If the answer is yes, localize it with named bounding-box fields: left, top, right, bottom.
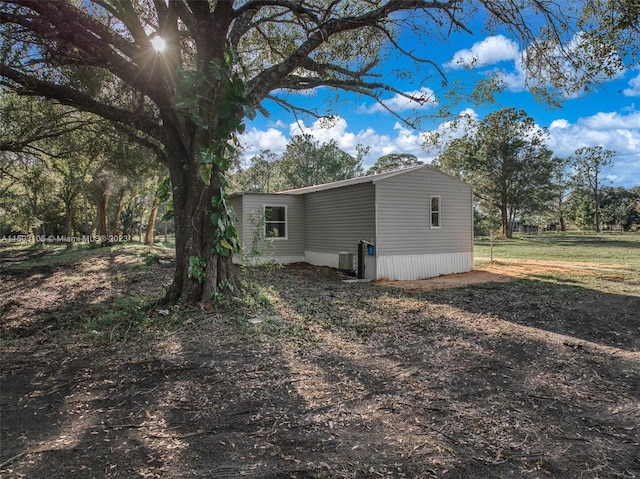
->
left=0, top=65, right=163, bottom=141
left=112, top=123, right=167, bottom=165
left=244, top=0, right=448, bottom=109
left=373, top=23, right=447, bottom=82
left=1, top=1, right=177, bottom=113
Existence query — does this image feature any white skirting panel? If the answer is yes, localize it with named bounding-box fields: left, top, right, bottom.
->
left=232, top=254, right=305, bottom=266
left=304, top=250, right=348, bottom=269
left=376, top=252, right=473, bottom=281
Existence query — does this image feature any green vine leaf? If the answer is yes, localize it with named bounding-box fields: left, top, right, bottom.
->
left=158, top=177, right=174, bottom=221
left=198, top=164, right=212, bottom=185
left=188, top=256, right=207, bottom=284
left=191, top=113, right=209, bottom=129
left=200, top=148, right=215, bottom=164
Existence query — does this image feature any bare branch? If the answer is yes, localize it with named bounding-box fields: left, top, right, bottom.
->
left=0, top=65, right=163, bottom=140
left=235, top=0, right=322, bottom=26
left=112, top=123, right=167, bottom=165
left=372, top=23, right=447, bottom=82
left=167, top=0, right=198, bottom=39
left=245, top=0, right=451, bottom=109
left=94, top=0, right=153, bottom=50
left=265, top=93, right=323, bottom=119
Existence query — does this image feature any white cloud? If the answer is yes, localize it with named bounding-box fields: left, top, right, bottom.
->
left=421, top=108, right=479, bottom=155
left=578, top=110, right=640, bottom=130
left=444, top=35, right=528, bottom=93
left=498, top=59, right=527, bottom=92
left=549, top=119, right=570, bottom=129
left=241, top=115, right=429, bottom=169
left=445, top=35, right=520, bottom=70
left=289, top=116, right=356, bottom=151
left=448, top=32, right=624, bottom=98
left=548, top=110, right=640, bottom=187
left=241, top=108, right=639, bottom=188
left=290, top=116, right=429, bottom=166
left=360, top=87, right=438, bottom=114
left=623, top=72, right=640, bottom=97
left=239, top=127, right=289, bottom=157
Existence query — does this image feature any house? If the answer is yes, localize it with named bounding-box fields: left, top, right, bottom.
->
left=229, top=164, right=473, bottom=281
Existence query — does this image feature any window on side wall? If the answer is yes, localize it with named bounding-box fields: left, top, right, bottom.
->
left=430, top=196, right=441, bottom=228
left=264, top=205, right=286, bottom=239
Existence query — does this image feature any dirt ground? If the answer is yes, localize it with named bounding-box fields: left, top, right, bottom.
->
left=378, top=257, right=639, bottom=291
left=1, top=246, right=639, bottom=478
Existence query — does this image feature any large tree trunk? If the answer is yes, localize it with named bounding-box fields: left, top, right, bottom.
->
left=83, top=189, right=90, bottom=235
left=144, top=192, right=159, bottom=245
left=500, top=204, right=511, bottom=238
left=96, top=192, right=108, bottom=245
left=161, top=138, right=237, bottom=305
left=65, top=202, right=74, bottom=249
left=112, top=187, right=126, bottom=237
left=594, top=199, right=601, bottom=232
left=30, top=190, right=39, bottom=240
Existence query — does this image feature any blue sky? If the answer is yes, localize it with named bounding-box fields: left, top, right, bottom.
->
left=239, top=23, right=640, bottom=189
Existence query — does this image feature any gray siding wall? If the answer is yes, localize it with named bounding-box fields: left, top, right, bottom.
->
left=304, top=182, right=375, bottom=253
left=229, top=195, right=243, bottom=243
left=238, top=194, right=305, bottom=258
left=375, top=168, right=473, bottom=255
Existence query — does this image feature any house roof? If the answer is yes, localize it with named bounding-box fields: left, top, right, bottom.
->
left=231, top=164, right=471, bottom=198
left=276, top=164, right=428, bottom=195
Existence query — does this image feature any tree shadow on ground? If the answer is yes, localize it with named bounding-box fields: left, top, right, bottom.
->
left=0, top=245, right=171, bottom=341
left=253, top=264, right=640, bottom=477
left=1, top=347, right=173, bottom=477
left=1, top=259, right=639, bottom=478
left=422, top=276, right=640, bottom=352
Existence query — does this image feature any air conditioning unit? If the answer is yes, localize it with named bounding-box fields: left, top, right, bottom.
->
left=338, top=252, right=353, bottom=271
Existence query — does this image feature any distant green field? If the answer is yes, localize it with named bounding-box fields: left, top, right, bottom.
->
left=474, top=234, right=640, bottom=267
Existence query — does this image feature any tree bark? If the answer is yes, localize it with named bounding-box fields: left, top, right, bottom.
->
left=96, top=192, right=108, bottom=246
left=30, top=189, right=39, bottom=240
left=113, top=187, right=126, bottom=237
left=65, top=202, right=74, bottom=249
left=500, top=204, right=511, bottom=239
left=160, top=136, right=237, bottom=305
left=594, top=187, right=601, bottom=232
left=144, top=192, right=159, bottom=245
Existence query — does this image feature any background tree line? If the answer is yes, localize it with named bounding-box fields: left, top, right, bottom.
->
left=432, top=108, right=640, bottom=237
left=231, top=134, right=422, bottom=193
left=4, top=98, right=638, bottom=243
left=234, top=107, right=639, bottom=237
left=0, top=91, right=426, bottom=240
left=0, top=92, right=168, bottom=244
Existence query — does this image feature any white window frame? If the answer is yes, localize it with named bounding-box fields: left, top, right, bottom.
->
left=430, top=195, right=441, bottom=229
left=263, top=204, right=287, bottom=240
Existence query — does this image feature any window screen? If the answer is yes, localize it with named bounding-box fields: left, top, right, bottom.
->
left=265, top=206, right=286, bottom=238
left=430, top=196, right=440, bottom=228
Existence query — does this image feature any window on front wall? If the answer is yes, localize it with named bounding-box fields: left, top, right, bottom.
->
left=264, top=205, right=286, bottom=238
left=430, top=196, right=441, bottom=228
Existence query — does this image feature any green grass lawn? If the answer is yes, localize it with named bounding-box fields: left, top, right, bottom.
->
left=474, top=233, right=640, bottom=267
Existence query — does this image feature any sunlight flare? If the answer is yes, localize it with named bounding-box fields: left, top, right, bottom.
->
left=151, top=36, right=166, bottom=52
